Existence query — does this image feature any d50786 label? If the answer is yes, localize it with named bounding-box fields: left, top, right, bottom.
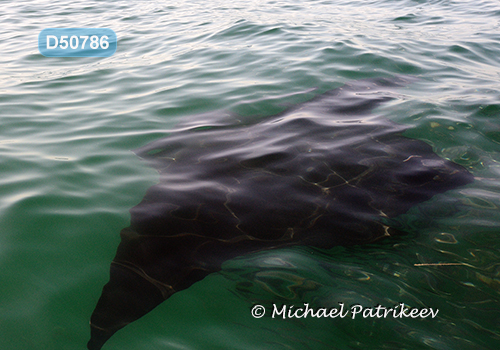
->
left=39, top=28, right=117, bottom=57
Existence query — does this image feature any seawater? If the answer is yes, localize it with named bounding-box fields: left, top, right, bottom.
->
left=0, top=0, right=499, bottom=349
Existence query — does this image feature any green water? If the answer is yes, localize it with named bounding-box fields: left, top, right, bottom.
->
left=1, top=0, right=499, bottom=349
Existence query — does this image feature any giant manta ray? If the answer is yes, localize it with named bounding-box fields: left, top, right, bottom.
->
left=88, top=76, right=473, bottom=349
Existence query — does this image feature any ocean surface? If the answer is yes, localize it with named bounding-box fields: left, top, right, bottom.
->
left=1, top=0, right=499, bottom=349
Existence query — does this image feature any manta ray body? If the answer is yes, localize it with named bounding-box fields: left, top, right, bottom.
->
left=88, top=77, right=473, bottom=349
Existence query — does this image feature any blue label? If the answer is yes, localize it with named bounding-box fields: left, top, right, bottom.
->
left=38, top=28, right=117, bottom=57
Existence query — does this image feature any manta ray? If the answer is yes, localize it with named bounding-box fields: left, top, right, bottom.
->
left=88, top=76, right=473, bottom=349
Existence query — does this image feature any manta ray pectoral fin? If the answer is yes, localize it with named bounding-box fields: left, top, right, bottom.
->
left=88, top=228, right=227, bottom=350
left=88, top=257, right=167, bottom=350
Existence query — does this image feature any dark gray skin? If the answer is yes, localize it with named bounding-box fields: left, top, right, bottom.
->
left=88, top=76, right=473, bottom=349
